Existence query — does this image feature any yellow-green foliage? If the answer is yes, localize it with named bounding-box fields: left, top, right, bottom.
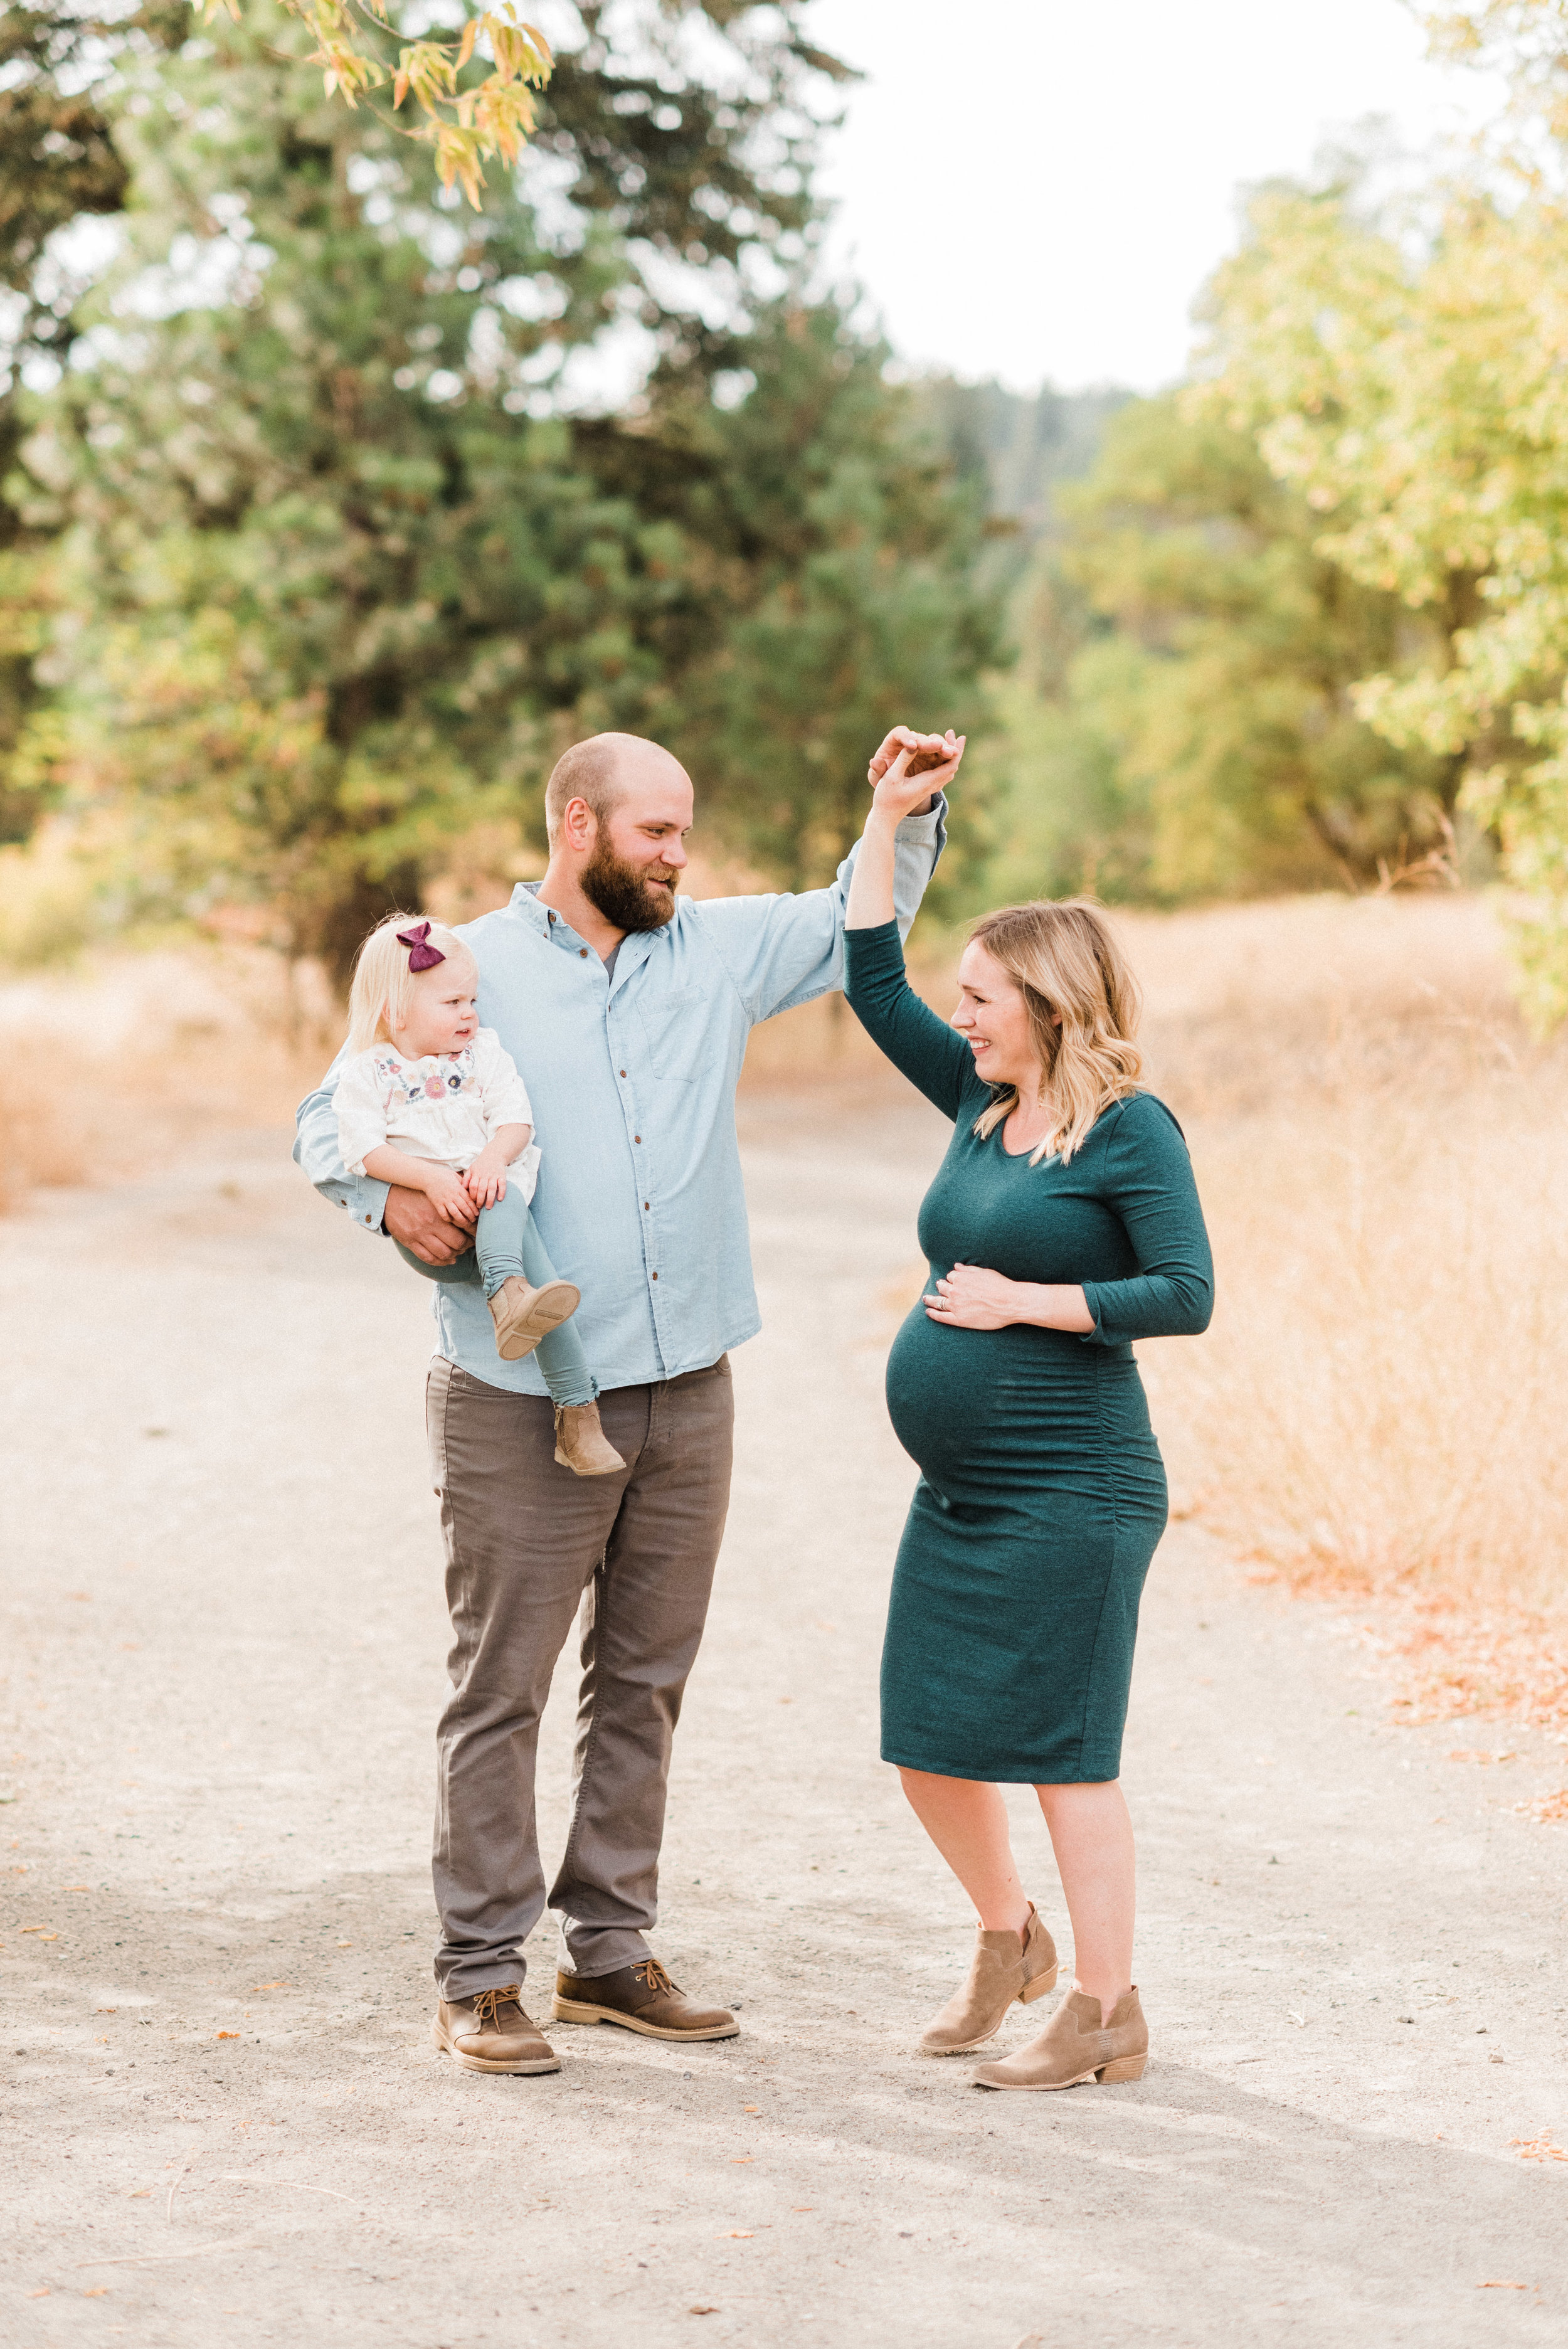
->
left=1197, top=143, right=1568, bottom=1026
left=989, top=394, right=1454, bottom=906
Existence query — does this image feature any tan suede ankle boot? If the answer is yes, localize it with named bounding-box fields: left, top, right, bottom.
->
left=972, top=1985, right=1148, bottom=2091
left=553, top=1400, right=627, bottom=1478
left=919, top=1903, right=1058, bottom=2055
left=487, top=1275, right=580, bottom=1362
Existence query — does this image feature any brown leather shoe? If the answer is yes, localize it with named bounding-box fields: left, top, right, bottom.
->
left=553, top=1401, right=627, bottom=1478
left=432, top=1985, right=560, bottom=2074
left=551, top=1957, right=739, bottom=2042
left=972, top=1986, right=1148, bottom=2091
left=488, top=1275, right=580, bottom=1362
left=920, top=1902, right=1058, bottom=2055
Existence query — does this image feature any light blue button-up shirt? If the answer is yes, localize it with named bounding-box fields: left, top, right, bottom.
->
left=293, top=800, right=946, bottom=1394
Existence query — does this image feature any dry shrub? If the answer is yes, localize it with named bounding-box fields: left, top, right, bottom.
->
left=1124, top=893, right=1568, bottom=1614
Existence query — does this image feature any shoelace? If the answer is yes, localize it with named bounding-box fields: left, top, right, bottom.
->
left=470, top=1986, right=522, bottom=2028
left=632, top=1959, right=675, bottom=1996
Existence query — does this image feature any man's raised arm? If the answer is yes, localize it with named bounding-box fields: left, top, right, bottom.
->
left=695, top=728, right=962, bottom=1026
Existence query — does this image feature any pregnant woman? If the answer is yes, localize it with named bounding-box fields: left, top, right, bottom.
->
left=844, top=743, right=1212, bottom=2092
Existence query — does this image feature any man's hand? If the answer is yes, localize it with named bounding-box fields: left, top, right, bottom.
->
left=384, top=1184, right=477, bottom=1266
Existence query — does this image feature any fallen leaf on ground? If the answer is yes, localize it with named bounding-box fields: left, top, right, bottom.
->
left=28, top=2289, right=48, bottom=2298
left=83, top=2288, right=109, bottom=2298
left=21, top=1926, right=56, bottom=1938
left=251, top=1983, right=286, bottom=1991
left=722, top=2230, right=753, bottom=2239
left=1512, top=2133, right=1568, bottom=2163
left=215, top=2032, right=239, bottom=2040
left=731, top=2156, right=752, bottom=2164
left=1479, top=2281, right=1528, bottom=2289
left=690, top=2307, right=718, bottom=2316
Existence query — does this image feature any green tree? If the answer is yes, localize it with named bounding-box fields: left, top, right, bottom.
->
left=1197, top=157, right=1568, bottom=1019
left=676, top=307, right=1005, bottom=899
left=996, top=391, right=1457, bottom=904
left=0, top=3, right=186, bottom=845
left=20, top=1, right=1000, bottom=977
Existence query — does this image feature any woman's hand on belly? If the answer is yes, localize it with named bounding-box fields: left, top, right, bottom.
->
left=925, top=1262, right=1094, bottom=1334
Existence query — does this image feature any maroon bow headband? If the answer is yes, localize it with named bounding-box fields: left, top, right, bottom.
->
left=396, top=921, right=446, bottom=972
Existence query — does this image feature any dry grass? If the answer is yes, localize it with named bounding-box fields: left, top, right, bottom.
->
left=1120, top=894, right=1568, bottom=1624
left=0, top=947, right=334, bottom=1209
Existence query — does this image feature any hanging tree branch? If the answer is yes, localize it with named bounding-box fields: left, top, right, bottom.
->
left=197, top=0, right=553, bottom=205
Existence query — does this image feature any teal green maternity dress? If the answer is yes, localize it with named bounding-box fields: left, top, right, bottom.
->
left=844, top=921, right=1214, bottom=1785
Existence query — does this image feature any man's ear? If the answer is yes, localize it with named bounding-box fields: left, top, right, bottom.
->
left=561, top=795, right=599, bottom=854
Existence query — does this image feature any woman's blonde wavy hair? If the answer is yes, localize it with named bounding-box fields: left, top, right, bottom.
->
left=968, top=899, right=1143, bottom=1165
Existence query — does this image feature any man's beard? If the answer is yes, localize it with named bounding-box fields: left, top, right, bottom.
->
left=580, top=839, right=678, bottom=933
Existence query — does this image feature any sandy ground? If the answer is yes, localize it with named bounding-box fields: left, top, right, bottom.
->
left=3, top=1087, right=1567, bottom=2349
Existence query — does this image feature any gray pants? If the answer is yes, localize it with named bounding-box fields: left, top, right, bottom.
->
left=425, top=1354, right=734, bottom=2002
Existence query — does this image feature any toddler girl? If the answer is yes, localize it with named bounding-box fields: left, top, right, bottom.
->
left=334, top=915, right=624, bottom=1478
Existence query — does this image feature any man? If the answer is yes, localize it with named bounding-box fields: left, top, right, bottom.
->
left=294, top=724, right=963, bottom=2075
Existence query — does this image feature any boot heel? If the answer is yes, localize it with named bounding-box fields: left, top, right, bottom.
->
left=1096, top=2054, right=1147, bottom=2082
left=1020, top=1965, right=1058, bottom=2004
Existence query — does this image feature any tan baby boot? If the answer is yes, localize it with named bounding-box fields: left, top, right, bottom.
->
left=920, top=1902, right=1058, bottom=2055
left=487, top=1275, right=581, bottom=1362
left=554, top=1401, right=627, bottom=1478
left=972, top=1985, right=1148, bottom=2091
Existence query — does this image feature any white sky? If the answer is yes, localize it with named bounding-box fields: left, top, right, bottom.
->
left=803, top=0, right=1507, bottom=391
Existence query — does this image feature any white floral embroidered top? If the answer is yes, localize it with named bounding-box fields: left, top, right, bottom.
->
left=334, top=1027, right=541, bottom=1201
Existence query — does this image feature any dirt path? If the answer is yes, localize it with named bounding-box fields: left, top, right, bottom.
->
left=3, top=1094, right=1567, bottom=2348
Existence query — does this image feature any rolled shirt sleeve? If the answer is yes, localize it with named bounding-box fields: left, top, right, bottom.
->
left=294, top=1046, right=392, bottom=1234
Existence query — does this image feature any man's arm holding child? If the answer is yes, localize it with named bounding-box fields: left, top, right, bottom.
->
left=295, top=1052, right=475, bottom=1266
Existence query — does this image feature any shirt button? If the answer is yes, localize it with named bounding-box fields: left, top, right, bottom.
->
left=579, top=947, right=588, bottom=958
left=643, top=1201, right=650, bottom=1211
left=619, top=1069, right=627, bottom=1078
left=652, top=1271, right=659, bottom=1280
left=633, top=1135, right=641, bottom=1144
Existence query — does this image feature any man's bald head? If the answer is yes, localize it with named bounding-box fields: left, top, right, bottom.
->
left=544, top=732, right=686, bottom=846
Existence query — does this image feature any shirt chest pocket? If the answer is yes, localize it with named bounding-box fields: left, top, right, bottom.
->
left=635, top=986, right=706, bottom=1086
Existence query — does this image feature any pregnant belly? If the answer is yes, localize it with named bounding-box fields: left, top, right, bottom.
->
left=885, top=1306, right=1164, bottom=1515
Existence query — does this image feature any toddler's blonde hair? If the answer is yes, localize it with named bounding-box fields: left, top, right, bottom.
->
left=346, top=914, right=474, bottom=1056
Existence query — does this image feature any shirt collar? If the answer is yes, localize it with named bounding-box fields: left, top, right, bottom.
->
left=509, top=880, right=671, bottom=978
